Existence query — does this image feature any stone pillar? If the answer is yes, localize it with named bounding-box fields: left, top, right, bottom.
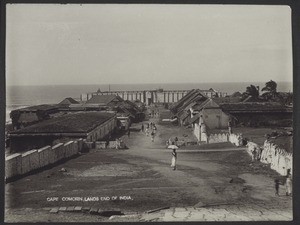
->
left=143, top=91, right=146, bottom=103
left=172, top=93, right=174, bottom=102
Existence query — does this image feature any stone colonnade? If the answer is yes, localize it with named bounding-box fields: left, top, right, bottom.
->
left=84, top=90, right=189, bottom=105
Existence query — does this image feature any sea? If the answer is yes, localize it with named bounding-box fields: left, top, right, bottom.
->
left=5, top=82, right=292, bottom=123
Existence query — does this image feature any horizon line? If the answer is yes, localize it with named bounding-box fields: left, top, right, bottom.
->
left=6, top=80, right=293, bottom=87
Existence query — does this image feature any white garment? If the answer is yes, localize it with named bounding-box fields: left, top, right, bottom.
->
left=171, top=156, right=177, bottom=168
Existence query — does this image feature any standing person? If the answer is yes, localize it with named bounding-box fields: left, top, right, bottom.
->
left=228, top=120, right=232, bottom=134
left=141, top=124, right=144, bottom=132
left=252, top=148, right=257, bottom=161
left=115, top=138, right=120, bottom=149
left=151, top=131, right=155, bottom=142
left=171, top=149, right=177, bottom=170
left=145, top=127, right=149, bottom=136
left=274, top=179, right=280, bottom=196
left=286, top=170, right=292, bottom=196
left=127, top=129, right=130, bottom=138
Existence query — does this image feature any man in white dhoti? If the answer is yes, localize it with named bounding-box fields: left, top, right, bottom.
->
left=286, top=170, right=292, bottom=196
left=171, top=149, right=177, bottom=170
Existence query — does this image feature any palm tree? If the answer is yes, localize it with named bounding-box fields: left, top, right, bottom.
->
left=262, top=80, right=278, bottom=100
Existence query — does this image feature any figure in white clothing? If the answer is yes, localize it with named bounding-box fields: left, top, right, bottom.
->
left=171, top=149, right=177, bottom=170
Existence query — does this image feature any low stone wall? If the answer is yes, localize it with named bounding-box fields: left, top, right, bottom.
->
left=229, top=133, right=243, bottom=147
left=107, top=141, right=117, bottom=149
left=95, top=141, right=107, bottom=149
left=5, top=153, right=22, bottom=179
left=5, top=138, right=83, bottom=180
left=207, top=133, right=228, bottom=144
left=94, top=140, right=126, bottom=150
left=203, top=132, right=243, bottom=146
left=246, top=140, right=292, bottom=176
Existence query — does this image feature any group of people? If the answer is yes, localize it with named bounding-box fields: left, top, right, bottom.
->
left=251, top=146, right=263, bottom=161
left=115, top=138, right=124, bottom=149
left=141, top=122, right=157, bottom=142
left=149, top=111, right=160, bottom=118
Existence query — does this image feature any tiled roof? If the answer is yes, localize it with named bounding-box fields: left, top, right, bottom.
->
left=172, top=89, right=207, bottom=113
left=86, top=94, right=123, bottom=104
left=58, top=97, right=79, bottom=105
left=10, top=112, right=115, bottom=134
left=190, top=114, right=200, bottom=123
left=219, top=102, right=292, bottom=113
left=212, top=97, right=243, bottom=104
left=11, top=104, right=59, bottom=112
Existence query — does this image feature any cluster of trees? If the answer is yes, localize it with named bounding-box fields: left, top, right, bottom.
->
left=242, top=80, right=293, bottom=105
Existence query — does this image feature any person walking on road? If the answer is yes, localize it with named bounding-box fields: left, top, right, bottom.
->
left=141, top=124, right=144, bottom=132
left=286, top=169, right=292, bottom=196
left=151, top=131, right=155, bottom=142
left=252, top=148, right=257, bottom=161
left=171, top=149, right=177, bottom=170
left=274, top=179, right=280, bottom=196
left=127, top=130, right=130, bottom=138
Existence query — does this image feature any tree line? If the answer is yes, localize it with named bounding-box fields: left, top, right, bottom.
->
left=242, top=80, right=293, bottom=105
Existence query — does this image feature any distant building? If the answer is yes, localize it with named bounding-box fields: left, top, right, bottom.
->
left=82, top=88, right=226, bottom=105
left=58, top=97, right=80, bottom=106
left=10, top=104, right=59, bottom=130
left=190, top=98, right=231, bottom=130
left=117, top=116, right=131, bottom=130
left=219, top=102, right=293, bottom=127
left=230, top=91, right=243, bottom=98
left=85, top=94, right=123, bottom=107
left=9, top=112, right=117, bottom=153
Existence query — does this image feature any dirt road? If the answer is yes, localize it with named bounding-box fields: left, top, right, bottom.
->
left=5, top=117, right=292, bottom=222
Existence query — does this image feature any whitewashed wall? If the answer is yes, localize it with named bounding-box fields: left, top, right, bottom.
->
left=246, top=140, right=292, bottom=176
left=5, top=138, right=83, bottom=180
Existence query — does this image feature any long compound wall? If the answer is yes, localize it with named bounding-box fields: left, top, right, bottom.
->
left=246, top=141, right=293, bottom=176
left=86, top=117, right=117, bottom=142
left=5, top=139, right=84, bottom=180
left=193, top=126, right=292, bottom=176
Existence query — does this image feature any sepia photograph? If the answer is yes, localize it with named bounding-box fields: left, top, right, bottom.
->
left=4, top=3, right=294, bottom=222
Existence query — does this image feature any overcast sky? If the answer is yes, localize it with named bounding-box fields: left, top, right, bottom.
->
left=6, top=4, right=292, bottom=86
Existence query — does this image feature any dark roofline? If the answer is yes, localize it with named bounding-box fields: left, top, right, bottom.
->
left=11, top=104, right=59, bottom=113
left=10, top=112, right=116, bottom=135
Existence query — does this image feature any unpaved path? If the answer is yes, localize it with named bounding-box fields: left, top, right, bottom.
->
left=5, top=116, right=292, bottom=222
